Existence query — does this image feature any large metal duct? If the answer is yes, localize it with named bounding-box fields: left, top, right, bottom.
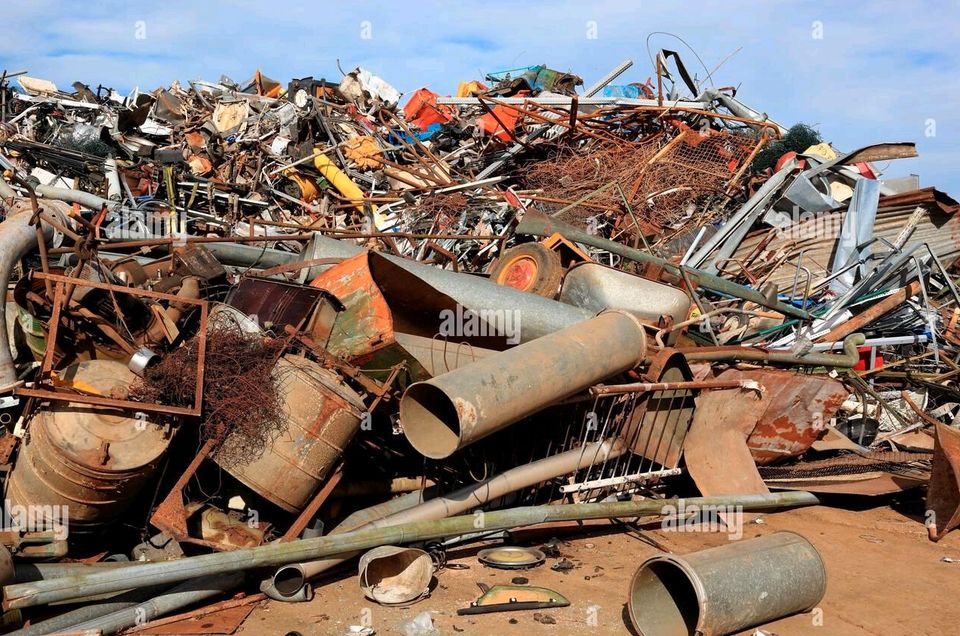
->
left=400, top=310, right=647, bottom=459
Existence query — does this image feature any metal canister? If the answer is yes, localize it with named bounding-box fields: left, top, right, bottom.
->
left=6, top=360, right=172, bottom=533
left=627, top=531, right=826, bottom=636
left=213, top=355, right=365, bottom=513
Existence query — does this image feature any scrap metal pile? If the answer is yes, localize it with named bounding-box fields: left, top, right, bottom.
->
left=0, top=52, right=957, bottom=634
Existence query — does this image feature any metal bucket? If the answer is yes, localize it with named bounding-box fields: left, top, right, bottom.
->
left=358, top=546, right=433, bottom=605
left=6, top=360, right=172, bottom=533
left=627, top=532, right=826, bottom=636
left=213, top=355, right=365, bottom=513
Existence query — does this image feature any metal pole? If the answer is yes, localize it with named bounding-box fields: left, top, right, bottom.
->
left=3, top=493, right=819, bottom=609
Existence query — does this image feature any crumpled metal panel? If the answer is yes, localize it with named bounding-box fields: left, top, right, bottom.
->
left=694, top=368, right=849, bottom=465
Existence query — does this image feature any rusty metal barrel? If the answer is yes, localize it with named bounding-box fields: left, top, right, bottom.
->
left=6, top=360, right=172, bottom=533
left=627, top=531, right=826, bottom=636
left=213, top=355, right=365, bottom=513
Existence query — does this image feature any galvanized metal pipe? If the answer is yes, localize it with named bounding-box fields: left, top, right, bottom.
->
left=3, top=493, right=819, bottom=609
left=0, top=203, right=61, bottom=388
left=627, top=531, right=826, bottom=636
left=67, top=573, right=240, bottom=636
left=9, top=584, right=171, bottom=636
left=515, top=211, right=812, bottom=320
left=683, top=333, right=865, bottom=367
left=400, top=310, right=647, bottom=459
left=276, top=438, right=627, bottom=597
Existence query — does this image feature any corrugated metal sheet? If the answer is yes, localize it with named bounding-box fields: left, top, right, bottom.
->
left=730, top=188, right=960, bottom=293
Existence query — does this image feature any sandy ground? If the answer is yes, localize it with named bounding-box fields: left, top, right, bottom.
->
left=239, top=500, right=960, bottom=636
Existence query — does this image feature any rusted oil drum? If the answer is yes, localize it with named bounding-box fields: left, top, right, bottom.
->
left=6, top=360, right=172, bottom=533
left=214, top=355, right=365, bottom=513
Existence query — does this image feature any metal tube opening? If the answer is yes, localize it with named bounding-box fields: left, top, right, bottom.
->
left=628, top=559, right=700, bottom=636
left=399, top=383, right=461, bottom=459
left=272, top=565, right=307, bottom=597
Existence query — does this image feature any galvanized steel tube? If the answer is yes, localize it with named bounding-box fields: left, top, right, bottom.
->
left=627, top=531, right=826, bottom=636
left=0, top=203, right=59, bottom=388
left=3, top=493, right=819, bottom=609
left=400, top=310, right=647, bottom=459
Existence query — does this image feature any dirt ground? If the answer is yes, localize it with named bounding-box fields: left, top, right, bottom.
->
left=239, top=499, right=960, bottom=636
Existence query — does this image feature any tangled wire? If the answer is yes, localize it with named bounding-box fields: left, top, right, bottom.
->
left=131, top=324, right=287, bottom=467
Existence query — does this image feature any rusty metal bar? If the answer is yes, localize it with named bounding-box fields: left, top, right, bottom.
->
left=590, top=378, right=759, bottom=396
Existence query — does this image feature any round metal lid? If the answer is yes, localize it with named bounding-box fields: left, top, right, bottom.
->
left=40, top=360, right=170, bottom=472
left=477, top=546, right=546, bottom=570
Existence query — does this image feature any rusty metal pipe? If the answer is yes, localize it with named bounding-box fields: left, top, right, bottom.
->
left=400, top=310, right=647, bottom=459
left=591, top=379, right=759, bottom=396
left=274, top=438, right=627, bottom=598
left=3, top=493, right=819, bottom=609
left=683, top=333, right=866, bottom=368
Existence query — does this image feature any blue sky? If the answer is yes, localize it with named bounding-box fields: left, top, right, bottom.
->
left=2, top=1, right=957, bottom=193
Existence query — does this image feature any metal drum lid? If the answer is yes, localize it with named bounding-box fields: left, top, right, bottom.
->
left=40, top=360, right=169, bottom=472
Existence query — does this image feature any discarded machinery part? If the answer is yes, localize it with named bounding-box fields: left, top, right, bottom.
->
left=3, top=493, right=820, bottom=609
left=590, top=378, right=761, bottom=396
left=683, top=333, right=866, bottom=368
left=6, top=360, right=172, bottom=532
left=514, top=210, right=812, bottom=320
left=559, top=262, right=692, bottom=327
left=66, top=573, right=241, bottom=636
left=627, top=532, right=826, bottom=636
left=477, top=546, right=546, bottom=570
left=400, top=310, right=648, bottom=459
left=0, top=202, right=67, bottom=388
left=274, top=438, right=626, bottom=598
left=927, top=422, right=960, bottom=541
left=212, top=355, right=365, bottom=513
left=358, top=546, right=433, bottom=606
left=458, top=584, right=570, bottom=615
left=489, top=242, right=563, bottom=298
left=128, top=346, right=159, bottom=377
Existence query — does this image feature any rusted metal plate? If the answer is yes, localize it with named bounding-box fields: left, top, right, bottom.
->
left=685, top=385, right=770, bottom=501
left=715, top=368, right=849, bottom=465
left=927, top=422, right=960, bottom=541
left=621, top=349, right=696, bottom=468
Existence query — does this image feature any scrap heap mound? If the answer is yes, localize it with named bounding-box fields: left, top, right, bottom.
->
left=0, top=52, right=956, bottom=635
